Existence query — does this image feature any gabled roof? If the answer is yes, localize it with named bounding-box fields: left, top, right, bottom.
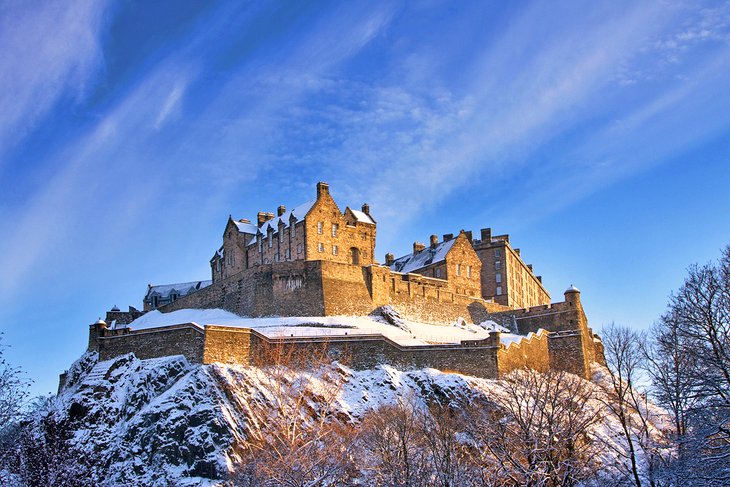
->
left=145, top=280, right=212, bottom=300
left=350, top=209, right=375, bottom=224
left=259, top=200, right=316, bottom=233
left=232, top=220, right=258, bottom=235
left=390, top=238, right=457, bottom=274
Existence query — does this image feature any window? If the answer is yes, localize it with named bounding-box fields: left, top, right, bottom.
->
left=467, top=266, right=472, bottom=278
left=318, top=242, right=324, bottom=253
left=436, top=268, right=442, bottom=278
left=456, top=264, right=461, bottom=276
left=496, top=273, right=502, bottom=283
left=286, top=249, right=291, bottom=260
left=275, top=253, right=279, bottom=262
left=496, top=286, right=502, bottom=295
left=291, top=223, right=296, bottom=237
left=268, top=230, right=273, bottom=248
left=494, top=248, right=501, bottom=257
left=333, top=245, right=338, bottom=255
left=297, top=243, right=302, bottom=254
left=350, top=247, right=360, bottom=265
left=332, top=223, right=339, bottom=237
left=495, top=261, right=501, bottom=270
left=317, top=221, right=324, bottom=234
left=258, top=238, right=262, bottom=252
left=279, top=229, right=284, bottom=242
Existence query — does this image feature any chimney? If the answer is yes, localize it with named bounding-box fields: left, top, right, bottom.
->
left=515, top=248, right=521, bottom=256
left=443, top=233, right=454, bottom=242
left=277, top=205, right=286, bottom=216
left=430, top=234, right=438, bottom=248
left=239, top=218, right=251, bottom=224
left=361, top=203, right=370, bottom=215
left=257, top=212, right=275, bottom=226
left=480, top=228, right=492, bottom=243
left=316, top=181, right=329, bottom=199
left=413, top=242, right=425, bottom=255
left=527, top=264, right=533, bottom=272
left=385, top=253, right=394, bottom=266
left=536, top=276, right=542, bottom=283
left=464, top=230, right=473, bottom=242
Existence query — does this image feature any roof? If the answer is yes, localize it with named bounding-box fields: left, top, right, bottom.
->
left=390, top=238, right=457, bottom=274
left=145, top=280, right=212, bottom=300
left=350, top=209, right=375, bottom=224
left=232, top=220, right=258, bottom=234
left=259, top=200, right=316, bottom=233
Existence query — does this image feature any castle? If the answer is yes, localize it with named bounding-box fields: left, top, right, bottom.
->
left=81, top=182, right=604, bottom=386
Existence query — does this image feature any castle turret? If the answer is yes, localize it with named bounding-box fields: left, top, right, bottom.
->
left=88, top=318, right=108, bottom=352
left=564, top=284, right=581, bottom=305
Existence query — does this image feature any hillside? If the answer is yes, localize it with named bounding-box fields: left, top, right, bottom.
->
left=9, top=348, right=671, bottom=485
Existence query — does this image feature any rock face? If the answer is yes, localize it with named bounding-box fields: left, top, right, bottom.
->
left=42, top=352, right=668, bottom=485
left=54, top=352, right=239, bottom=485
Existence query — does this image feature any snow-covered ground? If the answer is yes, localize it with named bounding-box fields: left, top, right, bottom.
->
left=39, top=352, right=671, bottom=485
left=129, top=308, right=512, bottom=346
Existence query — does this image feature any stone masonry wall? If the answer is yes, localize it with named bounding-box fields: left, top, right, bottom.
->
left=497, top=330, right=551, bottom=376
left=93, top=324, right=205, bottom=363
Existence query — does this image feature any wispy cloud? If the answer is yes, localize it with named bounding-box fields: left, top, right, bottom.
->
left=0, top=0, right=109, bottom=165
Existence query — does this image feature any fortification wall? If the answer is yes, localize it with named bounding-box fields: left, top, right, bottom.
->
left=93, top=324, right=205, bottom=363
left=161, top=261, right=326, bottom=317
left=497, top=330, right=551, bottom=376
left=203, top=326, right=501, bottom=379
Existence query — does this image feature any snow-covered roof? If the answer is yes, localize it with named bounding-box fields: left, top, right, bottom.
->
left=259, top=200, right=316, bottom=233
left=145, top=280, right=212, bottom=300
left=350, top=209, right=375, bottom=224
left=390, top=238, right=457, bottom=274
left=565, top=284, right=580, bottom=293
left=232, top=220, right=258, bottom=234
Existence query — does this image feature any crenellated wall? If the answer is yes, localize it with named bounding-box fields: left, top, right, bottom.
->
left=497, top=330, right=551, bottom=376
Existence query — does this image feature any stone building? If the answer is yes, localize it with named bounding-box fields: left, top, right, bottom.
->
left=471, top=228, right=551, bottom=308
left=210, top=182, right=376, bottom=282
left=386, top=231, right=482, bottom=298
left=143, top=280, right=212, bottom=311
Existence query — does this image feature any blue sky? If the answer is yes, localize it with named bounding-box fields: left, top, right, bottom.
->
left=2, top=0, right=730, bottom=396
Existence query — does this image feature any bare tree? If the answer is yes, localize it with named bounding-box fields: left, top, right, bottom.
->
left=229, top=340, right=357, bottom=486
left=465, top=368, right=603, bottom=487
left=646, top=244, right=730, bottom=484
left=358, top=394, right=430, bottom=487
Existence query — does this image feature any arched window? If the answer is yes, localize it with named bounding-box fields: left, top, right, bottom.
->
left=350, top=247, right=360, bottom=265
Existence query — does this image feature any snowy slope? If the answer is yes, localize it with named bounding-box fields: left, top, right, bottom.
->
left=33, top=350, right=673, bottom=485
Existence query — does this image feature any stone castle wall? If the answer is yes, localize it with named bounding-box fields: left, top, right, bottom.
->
left=91, top=324, right=205, bottom=364
left=497, top=330, right=551, bottom=375
left=160, top=259, right=511, bottom=326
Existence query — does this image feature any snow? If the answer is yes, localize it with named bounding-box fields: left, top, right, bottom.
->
left=259, top=200, right=315, bottom=233
left=391, top=238, right=457, bottom=274
left=128, top=308, right=502, bottom=345
left=146, top=280, right=212, bottom=299
left=232, top=220, right=258, bottom=234
left=350, top=209, right=374, bottom=224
